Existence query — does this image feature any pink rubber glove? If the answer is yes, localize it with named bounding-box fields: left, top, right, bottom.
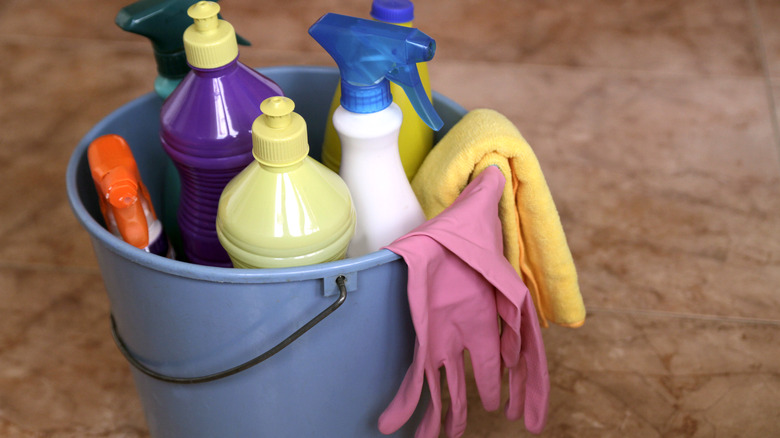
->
left=496, top=279, right=549, bottom=430
left=379, top=167, right=549, bottom=437
left=379, top=234, right=503, bottom=438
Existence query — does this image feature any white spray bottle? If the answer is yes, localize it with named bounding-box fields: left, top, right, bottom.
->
left=309, top=13, right=443, bottom=257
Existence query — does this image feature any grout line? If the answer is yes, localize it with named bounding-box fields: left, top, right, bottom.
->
left=587, top=305, right=780, bottom=327
left=748, top=0, right=780, bottom=163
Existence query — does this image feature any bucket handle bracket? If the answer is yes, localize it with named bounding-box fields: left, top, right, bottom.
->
left=110, top=275, right=349, bottom=385
left=323, top=271, right=357, bottom=296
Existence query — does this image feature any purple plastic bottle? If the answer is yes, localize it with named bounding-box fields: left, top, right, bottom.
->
left=160, top=1, right=283, bottom=267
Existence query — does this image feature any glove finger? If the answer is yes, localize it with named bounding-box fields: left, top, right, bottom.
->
left=495, top=292, right=520, bottom=331
left=504, top=356, right=527, bottom=422
left=517, top=299, right=550, bottom=434
left=500, top=320, right=522, bottom=367
left=442, top=357, right=468, bottom=438
left=496, top=293, right=522, bottom=367
left=414, top=366, right=443, bottom=438
left=466, top=334, right=502, bottom=412
left=378, top=346, right=428, bottom=435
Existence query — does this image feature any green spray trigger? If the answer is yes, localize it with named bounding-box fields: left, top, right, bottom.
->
left=116, top=0, right=250, bottom=94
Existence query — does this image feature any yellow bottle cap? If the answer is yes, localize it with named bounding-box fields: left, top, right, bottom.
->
left=252, top=96, right=309, bottom=167
left=183, top=1, right=238, bottom=69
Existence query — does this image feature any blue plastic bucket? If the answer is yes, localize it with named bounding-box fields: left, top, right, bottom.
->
left=66, top=66, right=466, bottom=437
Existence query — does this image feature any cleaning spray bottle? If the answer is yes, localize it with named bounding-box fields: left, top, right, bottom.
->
left=320, top=0, right=434, bottom=181
left=160, top=1, right=283, bottom=267
left=116, top=0, right=251, bottom=99
left=115, top=0, right=251, bottom=260
left=309, top=13, right=443, bottom=258
left=216, top=96, right=356, bottom=269
left=88, top=134, right=174, bottom=258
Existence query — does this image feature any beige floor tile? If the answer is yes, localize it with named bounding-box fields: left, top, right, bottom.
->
left=430, top=61, right=780, bottom=321
left=226, top=0, right=365, bottom=57
left=0, top=0, right=142, bottom=41
left=3, top=0, right=779, bottom=436
left=0, top=267, right=146, bottom=436
left=459, top=312, right=780, bottom=437
left=0, top=0, right=365, bottom=56
left=0, top=1, right=13, bottom=19
left=0, top=38, right=155, bottom=268
left=3, top=0, right=763, bottom=76
left=430, top=61, right=779, bottom=180
left=417, top=0, right=762, bottom=76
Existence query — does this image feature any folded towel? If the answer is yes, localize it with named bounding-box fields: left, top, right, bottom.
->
left=412, top=109, right=585, bottom=328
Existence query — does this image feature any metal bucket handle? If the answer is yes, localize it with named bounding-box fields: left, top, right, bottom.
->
left=111, top=275, right=349, bottom=384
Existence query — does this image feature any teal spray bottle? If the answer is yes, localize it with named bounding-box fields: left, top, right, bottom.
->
left=309, top=13, right=443, bottom=258
left=116, top=0, right=251, bottom=98
left=115, top=0, right=250, bottom=260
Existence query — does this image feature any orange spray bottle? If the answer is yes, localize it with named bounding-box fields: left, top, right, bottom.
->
left=88, top=134, right=174, bottom=258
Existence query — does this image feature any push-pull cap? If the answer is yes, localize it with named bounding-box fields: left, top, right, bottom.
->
left=252, top=96, right=309, bottom=167
left=183, top=1, right=239, bottom=69
left=115, top=0, right=250, bottom=78
left=309, top=13, right=442, bottom=131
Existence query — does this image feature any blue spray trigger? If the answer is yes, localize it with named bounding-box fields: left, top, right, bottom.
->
left=388, top=63, right=443, bottom=131
left=309, top=13, right=442, bottom=131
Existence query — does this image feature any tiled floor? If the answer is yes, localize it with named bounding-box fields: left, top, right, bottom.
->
left=1, top=0, right=779, bottom=436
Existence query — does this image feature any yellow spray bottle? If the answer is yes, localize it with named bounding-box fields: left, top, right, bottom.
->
left=320, top=0, right=433, bottom=181
left=216, top=96, right=356, bottom=269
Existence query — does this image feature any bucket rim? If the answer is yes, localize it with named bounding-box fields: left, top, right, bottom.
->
left=66, top=65, right=465, bottom=284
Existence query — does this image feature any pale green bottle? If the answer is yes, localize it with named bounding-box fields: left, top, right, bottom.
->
left=216, top=96, right=356, bottom=269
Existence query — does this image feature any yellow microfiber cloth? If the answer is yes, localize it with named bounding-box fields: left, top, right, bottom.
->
left=412, top=108, right=585, bottom=328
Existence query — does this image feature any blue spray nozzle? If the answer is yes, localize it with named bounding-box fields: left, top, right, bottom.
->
left=308, top=13, right=443, bottom=131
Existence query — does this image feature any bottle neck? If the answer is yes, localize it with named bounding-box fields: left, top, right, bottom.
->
left=340, top=79, right=392, bottom=114
left=189, top=56, right=240, bottom=77
left=153, top=50, right=190, bottom=78
left=256, top=157, right=306, bottom=173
